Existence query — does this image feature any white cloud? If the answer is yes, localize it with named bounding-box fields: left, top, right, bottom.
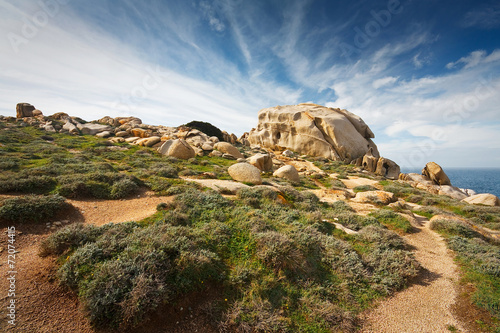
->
left=462, top=4, right=500, bottom=30
left=373, top=76, right=398, bottom=89
left=446, top=49, right=500, bottom=70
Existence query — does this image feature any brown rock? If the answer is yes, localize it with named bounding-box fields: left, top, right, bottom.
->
left=375, top=157, right=401, bottom=180
left=362, top=148, right=378, bottom=173
left=462, top=193, right=500, bottom=206
left=214, top=142, right=244, bottom=159
left=273, top=165, right=300, bottom=182
left=16, top=103, right=35, bottom=118
left=352, top=190, right=397, bottom=205
left=248, top=103, right=379, bottom=161
left=228, top=163, right=262, bottom=185
left=131, top=128, right=151, bottom=138
left=248, top=153, right=273, bottom=172
left=157, top=139, right=195, bottom=160
left=422, top=162, right=451, bottom=186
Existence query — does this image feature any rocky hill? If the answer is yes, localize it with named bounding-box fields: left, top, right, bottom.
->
left=1, top=102, right=499, bottom=332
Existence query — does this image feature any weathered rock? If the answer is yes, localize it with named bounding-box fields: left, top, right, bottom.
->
left=96, top=131, right=112, bottom=138
left=158, top=139, right=196, bottom=160
left=202, top=142, right=214, bottom=151
left=77, top=123, right=113, bottom=136
left=117, top=117, right=142, bottom=126
left=228, top=163, right=262, bottom=185
left=282, top=150, right=295, bottom=158
left=438, top=185, right=467, bottom=200
left=460, top=188, right=477, bottom=196
left=273, top=165, right=300, bottom=182
left=209, top=150, right=223, bottom=157
left=109, top=137, right=125, bottom=143
left=16, top=103, right=35, bottom=118
left=422, top=162, right=451, bottom=186
left=42, top=124, right=56, bottom=132
left=248, top=103, right=379, bottom=161
left=209, top=136, right=220, bottom=143
left=125, top=137, right=140, bottom=143
left=62, top=121, right=79, bottom=135
left=375, top=157, right=401, bottom=180
left=400, top=173, right=435, bottom=186
left=222, top=153, right=237, bottom=160
left=214, top=142, right=244, bottom=159
left=362, top=148, right=379, bottom=172
left=185, top=129, right=210, bottom=148
left=98, top=116, right=120, bottom=127
left=139, top=136, right=161, bottom=147
left=462, top=194, right=500, bottom=206
left=32, top=110, right=43, bottom=117
left=116, top=131, right=129, bottom=137
left=248, top=153, right=273, bottom=172
left=50, top=112, right=70, bottom=121
left=352, top=190, right=397, bottom=205
left=131, top=128, right=151, bottom=138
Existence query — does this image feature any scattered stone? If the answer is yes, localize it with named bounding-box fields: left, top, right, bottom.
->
left=77, top=123, right=113, bottom=136
left=125, top=137, right=140, bottom=143
left=214, top=142, right=244, bottom=159
left=462, top=193, right=500, bottom=207
left=202, top=143, right=214, bottom=151
left=116, top=131, right=129, bottom=137
left=209, top=136, right=219, bottom=143
left=222, top=153, right=237, bottom=160
left=228, top=163, right=262, bottom=185
left=158, top=139, right=196, bottom=160
left=282, top=149, right=295, bottom=158
left=248, top=153, right=273, bottom=172
left=273, top=165, right=300, bottom=182
left=96, top=131, right=112, bottom=138
left=209, top=150, right=223, bottom=157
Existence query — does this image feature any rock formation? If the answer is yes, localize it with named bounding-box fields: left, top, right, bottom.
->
left=273, top=165, right=300, bottom=182
left=248, top=103, right=379, bottom=162
left=157, top=139, right=196, bottom=160
left=462, top=194, right=500, bottom=207
left=16, top=103, right=36, bottom=118
left=422, top=162, right=451, bottom=186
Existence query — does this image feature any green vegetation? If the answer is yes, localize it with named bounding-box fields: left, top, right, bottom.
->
left=41, top=187, right=418, bottom=330
left=369, top=209, right=413, bottom=234
left=0, top=194, right=67, bottom=223
left=184, top=120, right=224, bottom=141
left=431, top=218, right=500, bottom=330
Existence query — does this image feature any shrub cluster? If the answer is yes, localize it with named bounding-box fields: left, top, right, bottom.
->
left=0, top=194, right=67, bottom=223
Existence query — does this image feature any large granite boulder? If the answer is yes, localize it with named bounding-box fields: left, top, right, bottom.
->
left=462, top=194, right=500, bottom=207
left=248, top=103, right=379, bottom=161
left=273, top=165, right=300, bottom=182
left=248, top=153, right=273, bottom=172
left=16, top=103, right=35, bottom=118
left=375, top=157, right=401, bottom=180
left=158, top=139, right=196, bottom=159
left=422, top=162, right=451, bottom=186
left=228, top=163, right=262, bottom=185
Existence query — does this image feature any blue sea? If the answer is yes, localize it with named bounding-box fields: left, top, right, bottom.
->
left=401, top=168, right=500, bottom=198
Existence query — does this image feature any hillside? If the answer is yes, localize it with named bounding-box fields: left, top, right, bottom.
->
left=1, top=106, right=499, bottom=332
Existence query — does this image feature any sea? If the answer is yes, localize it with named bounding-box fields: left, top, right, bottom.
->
left=401, top=168, right=500, bottom=198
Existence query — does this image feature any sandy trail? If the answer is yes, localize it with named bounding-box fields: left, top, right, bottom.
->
left=0, top=192, right=173, bottom=332
left=361, top=215, right=465, bottom=333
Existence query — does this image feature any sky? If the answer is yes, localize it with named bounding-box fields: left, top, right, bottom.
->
left=1, top=0, right=500, bottom=168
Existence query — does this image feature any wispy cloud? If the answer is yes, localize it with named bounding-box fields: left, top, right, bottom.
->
left=446, top=49, right=500, bottom=69
left=462, top=4, right=500, bottom=30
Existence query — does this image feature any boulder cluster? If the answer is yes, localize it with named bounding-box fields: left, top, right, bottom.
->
left=400, top=162, right=500, bottom=206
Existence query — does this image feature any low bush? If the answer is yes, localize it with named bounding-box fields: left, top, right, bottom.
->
left=353, top=185, right=378, bottom=193
left=0, top=194, right=67, bottom=223
left=429, top=219, right=481, bottom=239
left=369, top=209, right=413, bottom=234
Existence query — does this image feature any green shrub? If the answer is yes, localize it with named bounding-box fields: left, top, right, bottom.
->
left=184, top=120, right=224, bottom=141
left=0, top=194, right=66, bottom=223
left=110, top=178, right=139, bottom=199
left=353, top=185, right=378, bottom=193
left=369, top=209, right=413, bottom=234
left=430, top=219, right=481, bottom=238
left=0, top=175, right=57, bottom=194
left=39, top=223, right=102, bottom=256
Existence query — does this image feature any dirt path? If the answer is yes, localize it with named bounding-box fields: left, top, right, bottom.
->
left=0, top=192, right=173, bottom=332
left=361, top=215, right=465, bottom=333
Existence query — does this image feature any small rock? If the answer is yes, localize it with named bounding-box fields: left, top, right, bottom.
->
left=273, top=165, right=300, bottom=182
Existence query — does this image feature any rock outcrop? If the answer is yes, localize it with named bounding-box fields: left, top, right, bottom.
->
left=248, top=104, right=379, bottom=162
left=422, top=162, right=451, bottom=186
left=462, top=194, right=500, bottom=207
left=352, top=148, right=400, bottom=180
left=16, top=103, right=36, bottom=118
left=214, top=142, right=244, bottom=159
left=248, top=153, right=273, bottom=172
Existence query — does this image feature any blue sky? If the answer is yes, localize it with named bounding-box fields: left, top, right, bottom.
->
left=1, top=0, right=500, bottom=168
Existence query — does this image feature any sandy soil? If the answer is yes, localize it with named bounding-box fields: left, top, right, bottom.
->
left=361, top=215, right=466, bottom=333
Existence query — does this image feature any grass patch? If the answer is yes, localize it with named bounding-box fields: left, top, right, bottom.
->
left=0, top=194, right=67, bottom=223
left=369, top=209, right=413, bottom=234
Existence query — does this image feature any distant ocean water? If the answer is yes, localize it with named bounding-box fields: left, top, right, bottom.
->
left=401, top=168, right=500, bottom=198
